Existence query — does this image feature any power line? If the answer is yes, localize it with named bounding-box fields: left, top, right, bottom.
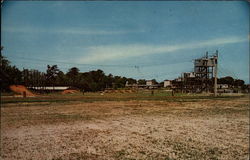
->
left=218, top=63, right=239, bottom=79
left=217, top=53, right=239, bottom=79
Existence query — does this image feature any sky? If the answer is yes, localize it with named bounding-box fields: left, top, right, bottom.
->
left=1, top=1, right=249, bottom=83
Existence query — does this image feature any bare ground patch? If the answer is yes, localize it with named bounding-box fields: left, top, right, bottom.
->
left=1, top=96, right=249, bottom=160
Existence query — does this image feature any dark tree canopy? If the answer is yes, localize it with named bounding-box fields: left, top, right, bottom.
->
left=218, top=76, right=236, bottom=85
left=138, top=79, right=146, bottom=85
left=67, top=67, right=79, bottom=77
left=1, top=55, right=22, bottom=92
left=46, top=65, right=60, bottom=86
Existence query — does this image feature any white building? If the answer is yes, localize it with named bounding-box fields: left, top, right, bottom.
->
left=175, top=77, right=183, bottom=82
left=164, top=80, right=172, bottom=87
left=183, top=72, right=196, bottom=78
left=217, top=84, right=229, bottom=89
left=28, top=86, right=70, bottom=91
left=146, top=80, right=154, bottom=86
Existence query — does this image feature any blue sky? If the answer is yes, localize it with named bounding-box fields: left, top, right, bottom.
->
left=2, top=1, right=249, bottom=83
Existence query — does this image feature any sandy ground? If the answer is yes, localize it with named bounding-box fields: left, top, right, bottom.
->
left=0, top=96, right=249, bottom=160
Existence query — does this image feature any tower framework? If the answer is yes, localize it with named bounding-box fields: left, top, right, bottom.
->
left=194, top=51, right=218, bottom=93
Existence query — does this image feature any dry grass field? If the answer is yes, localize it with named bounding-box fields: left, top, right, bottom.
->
left=0, top=92, right=249, bottom=160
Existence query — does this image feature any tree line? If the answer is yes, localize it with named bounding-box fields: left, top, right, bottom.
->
left=0, top=54, right=247, bottom=92
left=0, top=55, right=142, bottom=92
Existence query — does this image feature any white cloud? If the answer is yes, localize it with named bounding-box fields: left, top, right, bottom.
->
left=56, top=29, right=143, bottom=35
left=3, top=27, right=143, bottom=35
left=77, top=36, right=247, bottom=63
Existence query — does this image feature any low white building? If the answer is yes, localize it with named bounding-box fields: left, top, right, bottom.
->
left=175, top=77, right=183, bottom=82
left=164, top=80, right=172, bottom=87
left=146, top=80, right=154, bottom=86
left=28, top=86, right=70, bottom=91
left=217, top=84, right=229, bottom=89
left=183, top=72, right=196, bottom=78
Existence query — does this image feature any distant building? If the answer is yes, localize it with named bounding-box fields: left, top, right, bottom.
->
left=125, top=81, right=129, bottom=87
left=175, top=77, right=182, bottom=82
left=146, top=80, right=154, bottom=86
left=145, top=80, right=159, bottom=89
left=164, top=80, right=172, bottom=88
left=217, top=84, right=233, bottom=93
left=28, top=86, right=70, bottom=91
left=217, top=84, right=229, bottom=89
left=183, top=72, right=196, bottom=78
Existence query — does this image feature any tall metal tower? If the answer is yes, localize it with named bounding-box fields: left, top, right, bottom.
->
left=194, top=50, right=218, bottom=93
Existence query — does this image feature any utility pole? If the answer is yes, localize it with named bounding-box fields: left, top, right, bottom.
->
left=214, top=50, right=218, bottom=97
left=206, top=51, right=209, bottom=93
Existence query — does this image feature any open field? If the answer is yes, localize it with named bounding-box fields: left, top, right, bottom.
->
left=0, top=92, right=249, bottom=160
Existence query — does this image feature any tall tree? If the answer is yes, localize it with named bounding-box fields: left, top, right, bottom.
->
left=218, top=76, right=234, bottom=86
left=55, top=71, right=67, bottom=86
left=46, top=65, right=60, bottom=86
left=234, top=79, right=245, bottom=87
left=138, top=79, right=146, bottom=85
left=66, top=67, right=80, bottom=86
left=1, top=55, right=22, bottom=91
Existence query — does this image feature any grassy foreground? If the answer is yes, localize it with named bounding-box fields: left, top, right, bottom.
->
left=1, top=90, right=246, bottom=104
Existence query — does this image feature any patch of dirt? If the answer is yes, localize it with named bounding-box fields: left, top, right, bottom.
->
left=61, top=90, right=79, bottom=94
left=1, top=97, right=249, bottom=160
left=9, top=85, right=35, bottom=97
left=104, top=89, right=136, bottom=93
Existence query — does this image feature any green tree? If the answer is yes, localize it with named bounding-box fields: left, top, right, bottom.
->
left=55, top=71, right=67, bottom=86
left=138, top=79, right=146, bottom=85
left=127, top=78, right=137, bottom=85
left=151, top=79, right=158, bottom=84
left=46, top=65, right=60, bottom=86
left=103, top=73, right=114, bottom=88
left=66, top=67, right=80, bottom=86
left=0, top=55, right=22, bottom=91
left=234, top=79, right=244, bottom=87
left=218, top=76, right=234, bottom=86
